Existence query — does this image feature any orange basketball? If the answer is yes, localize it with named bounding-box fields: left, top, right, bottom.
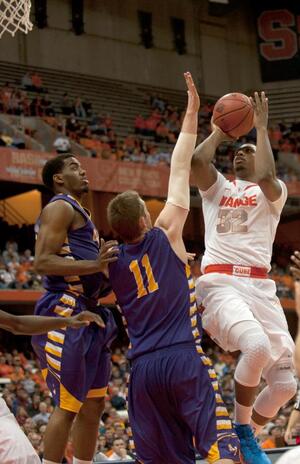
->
left=212, top=93, right=254, bottom=138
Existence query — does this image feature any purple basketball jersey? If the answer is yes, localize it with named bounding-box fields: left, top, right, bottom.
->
left=109, top=227, right=200, bottom=359
left=36, top=194, right=109, bottom=300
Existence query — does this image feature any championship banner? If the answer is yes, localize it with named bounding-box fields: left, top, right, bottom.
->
left=256, top=0, right=300, bottom=82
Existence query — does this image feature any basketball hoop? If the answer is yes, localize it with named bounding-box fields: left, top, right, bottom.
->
left=0, top=0, right=33, bottom=38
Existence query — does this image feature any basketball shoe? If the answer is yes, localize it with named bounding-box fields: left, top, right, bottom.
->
left=234, top=423, right=271, bottom=464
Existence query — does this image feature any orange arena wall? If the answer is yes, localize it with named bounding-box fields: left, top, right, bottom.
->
left=2, top=148, right=300, bottom=198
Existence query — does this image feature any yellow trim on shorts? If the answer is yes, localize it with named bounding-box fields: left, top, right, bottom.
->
left=41, top=368, right=48, bottom=380
left=60, top=383, right=83, bottom=413
left=86, top=387, right=107, bottom=399
left=206, top=441, right=221, bottom=464
left=46, top=353, right=61, bottom=371
left=60, top=294, right=76, bottom=307
left=217, top=420, right=232, bottom=430
left=48, top=331, right=65, bottom=344
left=54, top=305, right=73, bottom=317
left=190, top=293, right=196, bottom=303
left=45, top=342, right=62, bottom=358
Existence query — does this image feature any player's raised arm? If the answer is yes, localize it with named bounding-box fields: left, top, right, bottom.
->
left=155, top=72, right=199, bottom=244
left=0, top=309, right=105, bottom=335
left=251, top=91, right=283, bottom=202
left=191, top=124, right=227, bottom=191
left=34, top=200, right=118, bottom=276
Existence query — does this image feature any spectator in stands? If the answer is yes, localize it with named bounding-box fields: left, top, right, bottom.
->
left=150, top=93, right=165, bottom=112
left=2, top=244, right=19, bottom=265
left=104, top=114, right=113, bottom=130
left=23, top=248, right=34, bottom=265
left=109, top=386, right=126, bottom=411
left=27, top=393, right=43, bottom=417
left=107, top=438, right=133, bottom=461
left=73, top=96, right=87, bottom=118
left=32, top=401, right=50, bottom=426
left=60, top=92, right=73, bottom=115
left=82, top=97, right=93, bottom=117
left=66, top=113, right=80, bottom=136
left=41, top=95, right=55, bottom=116
left=0, top=265, right=15, bottom=289
left=134, top=114, right=145, bottom=135
left=22, top=369, right=37, bottom=395
left=89, top=114, right=107, bottom=135
left=21, top=72, right=33, bottom=90
left=30, top=96, right=43, bottom=117
left=0, top=354, right=14, bottom=376
left=261, top=426, right=285, bottom=449
left=31, top=72, right=44, bottom=92
left=23, top=417, right=37, bottom=435
left=0, top=82, right=13, bottom=113
left=53, top=136, right=71, bottom=154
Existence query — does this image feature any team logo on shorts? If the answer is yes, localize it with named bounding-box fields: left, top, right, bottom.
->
left=228, top=444, right=238, bottom=455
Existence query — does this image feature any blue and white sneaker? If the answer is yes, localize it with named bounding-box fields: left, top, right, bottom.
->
left=234, top=423, right=271, bottom=464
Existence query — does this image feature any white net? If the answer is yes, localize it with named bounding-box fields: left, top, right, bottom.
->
left=0, top=0, right=33, bottom=38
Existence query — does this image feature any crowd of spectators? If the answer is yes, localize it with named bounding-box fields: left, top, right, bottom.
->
left=1, top=73, right=300, bottom=180
left=0, top=338, right=298, bottom=463
left=0, top=345, right=135, bottom=462
left=0, top=239, right=42, bottom=290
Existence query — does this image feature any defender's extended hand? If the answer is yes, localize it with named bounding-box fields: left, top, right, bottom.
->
left=97, top=238, right=119, bottom=273
left=66, top=310, right=105, bottom=329
left=184, top=72, right=200, bottom=114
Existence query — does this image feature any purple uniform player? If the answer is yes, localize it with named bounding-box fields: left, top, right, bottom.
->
left=32, top=155, right=118, bottom=464
left=107, top=73, right=240, bottom=464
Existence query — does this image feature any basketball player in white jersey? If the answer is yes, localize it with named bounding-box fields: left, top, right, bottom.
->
left=0, top=308, right=104, bottom=464
left=192, top=92, right=297, bottom=464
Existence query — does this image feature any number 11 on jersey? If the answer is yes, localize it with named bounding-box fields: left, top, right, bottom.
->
left=129, top=254, right=159, bottom=299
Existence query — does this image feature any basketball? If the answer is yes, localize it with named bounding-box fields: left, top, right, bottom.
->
left=212, top=92, right=254, bottom=138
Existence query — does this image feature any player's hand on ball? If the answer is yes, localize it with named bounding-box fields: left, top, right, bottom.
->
left=250, top=91, right=268, bottom=130
left=291, top=251, right=300, bottom=279
left=97, top=238, right=119, bottom=273
left=66, top=311, right=105, bottom=328
left=184, top=72, right=200, bottom=114
left=211, top=119, right=236, bottom=142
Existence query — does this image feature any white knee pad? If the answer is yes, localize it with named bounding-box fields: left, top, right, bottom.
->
left=265, top=359, right=297, bottom=404
left=232, top=323, right=272, bottom=387
left=254, top=356, right=297, bottom=418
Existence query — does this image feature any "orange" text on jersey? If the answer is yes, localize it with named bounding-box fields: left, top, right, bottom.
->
left=219, top=195, right=257, bottom=208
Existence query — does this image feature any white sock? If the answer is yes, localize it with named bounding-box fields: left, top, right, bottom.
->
left=42, top=460, right=60, bottom=464
left=234, top=400, right=253, bottom=425
left=250, top=418, right=264, bottom=436
left=73, top=458, right=92, bottom=464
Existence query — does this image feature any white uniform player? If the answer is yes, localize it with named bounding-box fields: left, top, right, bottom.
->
left=192, top=92, right=297, bottom=464
left=0, top=398, right=40, bottom=463
left=198, top=171, right=294, bottom=368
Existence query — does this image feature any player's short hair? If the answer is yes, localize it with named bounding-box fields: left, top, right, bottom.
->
left=42, top=153, right=74, bottom=190
left=107, top=190, right=145, bottom=242
left=234, top=143, right=256, bottom=156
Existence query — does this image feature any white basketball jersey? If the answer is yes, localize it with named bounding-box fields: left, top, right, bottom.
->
left=200, top=172, right=287, bottom=272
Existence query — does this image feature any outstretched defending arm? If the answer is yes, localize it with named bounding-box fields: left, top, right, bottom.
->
left=155, top=72, right=199, bottom=261
left=251, top=91, right=282, bottom=202
left=0, top=309, right=106, bottom=335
